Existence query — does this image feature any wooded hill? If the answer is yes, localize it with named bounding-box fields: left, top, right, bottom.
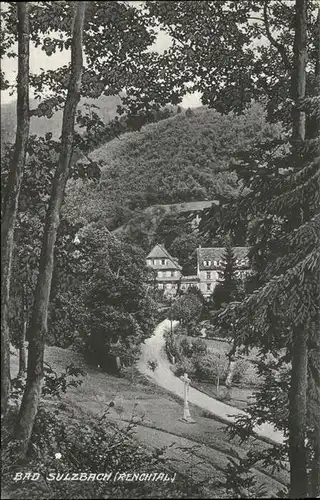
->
left=0, top=94, right=122, bottom=147
left=64, top=102, right=283, bottom=231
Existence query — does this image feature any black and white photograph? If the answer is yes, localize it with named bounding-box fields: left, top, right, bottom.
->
left=1, top=0, right=319, bottom=498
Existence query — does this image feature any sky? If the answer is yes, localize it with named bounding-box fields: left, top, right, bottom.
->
left=1, top=28, right=202, bottom=108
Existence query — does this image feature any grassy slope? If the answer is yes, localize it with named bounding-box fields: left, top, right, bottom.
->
left=10, top=346, right=288, bottom=496
left=63, top=102, right=283, bottom=230
left=173, top=335, right=263, bottom=410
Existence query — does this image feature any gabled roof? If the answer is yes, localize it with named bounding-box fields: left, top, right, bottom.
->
left=144, top=200, right=219, bottom=215
left=197, top=247, right=249, bottom=270
left=146, top=244, right=182, bottom=270
left=147, top=244, right=170, bottom=259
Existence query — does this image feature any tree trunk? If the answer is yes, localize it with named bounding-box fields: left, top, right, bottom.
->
left=291, top=0, right=307, bottom=142
left=18, top=290, right=27, bottom=378
left=225, top=358, right=236, bottom=388
left=15, top=1, right=86, bottom=456
left=288, top=1, right=309, bottom=497
left=1, top=2, right=30, bottom=420
left=288, top=326, right=309, bottom=498
left=225, top=339, right=237, bottom=388
left=17, top=322, right=27, bottom=379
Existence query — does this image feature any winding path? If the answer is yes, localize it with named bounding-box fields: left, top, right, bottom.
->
left=137, top=319, right=284, bottom=446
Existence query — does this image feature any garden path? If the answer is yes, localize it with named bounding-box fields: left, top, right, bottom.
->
left=137, top=319, right=284, bottom=445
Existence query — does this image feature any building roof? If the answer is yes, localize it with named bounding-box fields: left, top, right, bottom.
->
left=144, top=200, right=219, bottom=215
left=146, top=244, right=182, bottom=270
left=197, top=247, right=249, bottom=271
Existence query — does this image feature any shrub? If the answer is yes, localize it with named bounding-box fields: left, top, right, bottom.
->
left=179, top=337, right=193, bottom=358
left=173, top=358, right=196, bottom=378
left=203, top=323, right=217, bottom=338
left=173, top=323, right=189, bottom=336
left=233, top=359, right=258, bottom=387
left=194, top=353, right=228, bottom=382
left=164, top=330, right=182, bottom=362
left=190, top=338, right=207, bottom=357
left=185, top=321, right=202, bottom=337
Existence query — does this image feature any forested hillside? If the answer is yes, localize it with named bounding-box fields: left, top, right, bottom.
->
left=0, top=95, right=122, bottom=146
left=64, top=102, right=283, bottom=231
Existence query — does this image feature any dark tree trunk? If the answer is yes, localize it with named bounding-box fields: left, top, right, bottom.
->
left=291, top=0, right=307, bottom=142
left=1, top=2, right=30, bottom=420
left=17, top=323, right=27, bottom=379
left=225, top=340, right=237, bottom=388
left=289, top=327, right=309, bottom=498
left=288, top=1, right=309, bottom=497
left=15, top=1, right=86, bottom=456
left=17, top=289, right=27, bottom=378
left=308, top=15, right=320, bottom=489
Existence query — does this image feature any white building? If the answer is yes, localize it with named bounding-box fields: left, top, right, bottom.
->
left=146, top=244, right=250, bottom=298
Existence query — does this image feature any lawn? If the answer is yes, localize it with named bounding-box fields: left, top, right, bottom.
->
left=9, top=345, right=288, bottom=497
left=189, top=379, right=255, bottom=411
left=173, top=334, right=262, bottom=410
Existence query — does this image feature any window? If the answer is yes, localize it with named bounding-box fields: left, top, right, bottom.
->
left=158, top=283, right=163, bottom=289
left=158, top=271, right=162, bottom=278
left=206, top=272, right=211, bottom=279
left=165, top=283, right=171, bottom=289
left=171, top=271, right=175, bottom=277
left=207, top=283, right=211, bottom=291
left=161, top=259, right=166, bottom=265
left=213, top=260, right=217, bottom=267
left=153, top=259, right=157, bottom=265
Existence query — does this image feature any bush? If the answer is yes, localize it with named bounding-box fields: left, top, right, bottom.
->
left=173, top=358, right=197, bottom=378
left=173, top=323, right=188, bottom=336
left=179, top=337, right=193, bottom=358
left=202, top=323, right=217, bottom=338
left=190, top=338, right=207, bottom=357
left=177, top=336, right=207, bottom=359
left=185, top=321, right=202, bottom=337
left=233, top=359, right=258, bottom=387
left=194, top=353, right=228, bottom=382
left=164, top=330, right=182, bottom=362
